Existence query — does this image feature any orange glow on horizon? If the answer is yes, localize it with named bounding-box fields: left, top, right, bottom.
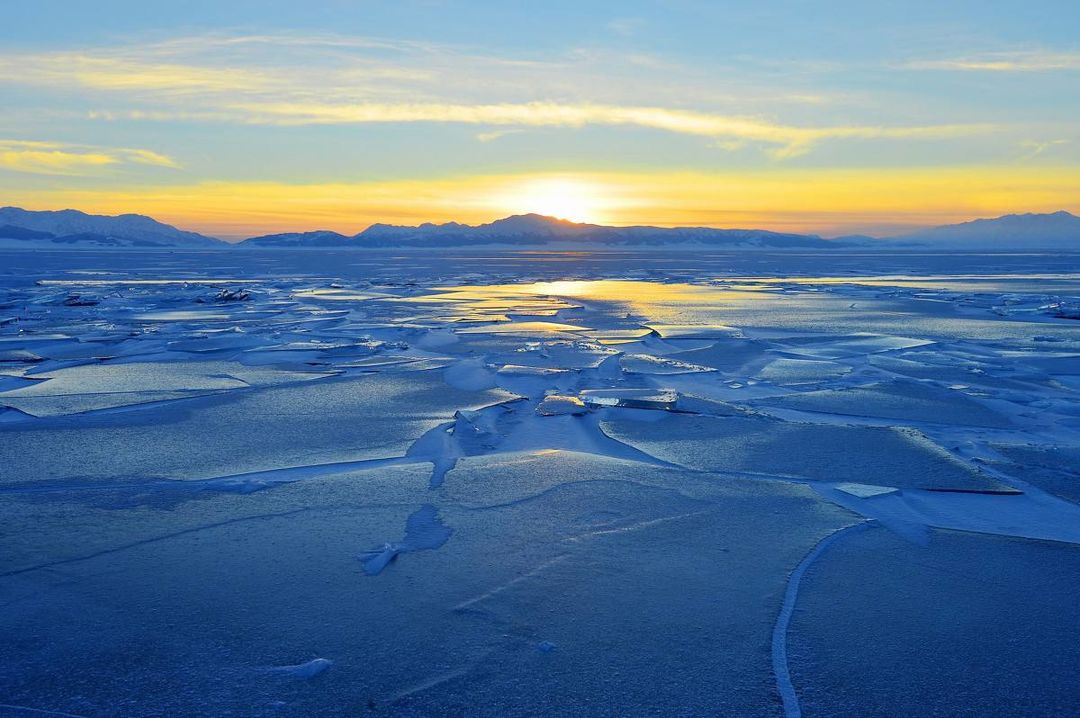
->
left=6, top=166, right=1079, bottom=240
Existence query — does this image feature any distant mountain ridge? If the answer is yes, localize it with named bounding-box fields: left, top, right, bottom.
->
left=0, top=207, right=224, bottom=247
left=239, top=230, right=350, bottom=247
left=1, top=206, right=1077, bottom=250
left=243, top=213, right=831, bottom=248
left=883, top=210, right=1080, bottom=249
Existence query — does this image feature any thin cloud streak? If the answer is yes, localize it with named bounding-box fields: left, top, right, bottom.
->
left=907, top=51, right=1080, bottom=72
left=0, top=32, right=1000, bottom=159
left=0, top=140, right=180, bottom=175
left=230, top=101, right=994, bottom=157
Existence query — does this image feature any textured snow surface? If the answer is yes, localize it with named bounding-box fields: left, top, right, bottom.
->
left=0, top=248, right=1078, bottom=716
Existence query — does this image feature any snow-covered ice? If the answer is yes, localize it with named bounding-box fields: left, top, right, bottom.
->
left=0, top=247, right=1078, bottom=716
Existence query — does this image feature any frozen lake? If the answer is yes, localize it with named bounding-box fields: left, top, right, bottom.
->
left=1, top=248, right=1079, bottom=716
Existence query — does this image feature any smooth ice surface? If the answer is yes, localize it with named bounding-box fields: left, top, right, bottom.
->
left=759, top=379, right=1014, bottom=428
left=602, top=413, right=1008, bottom=491
left=1, top=248, right=1078, bottom=716
left=788, top=527, right=1080, bottom=717
left=0, top=372, right=510, bottom=485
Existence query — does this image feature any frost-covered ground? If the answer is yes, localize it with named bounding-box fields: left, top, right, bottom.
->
left=1, top=248, right=1078, bottom=717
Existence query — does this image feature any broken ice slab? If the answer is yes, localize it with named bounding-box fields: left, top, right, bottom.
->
left=672, top=394, right=753, bottom=416
left=584, top=328, right=657, bottom=345
left=580, top=388, right=679, bottom=410
left=0, top=333, right=71, bottom=344
left=834, top=483, right=899, bottom=498
left=645, top=324, right=743, bottom=339
left=210, top=287, right=250, bottom=302
left=758, top=379, right=1013, bottom=428
left=602, top=413, right=1012, bottom=491
left=495, top=364, right=571, bottom=377
left=0, top=349, right=43, bottom=363
left=666, top=338, right=776, bottom=373
left=619, top=353, right=717, bottom=375
left=1040, top=299, right=1080, bottom=319
left=983, top=443, right=1080, bottom=504
left=339, top=355, right=437, bottom=369
left=755, top=357, right=852, bottom=385
left=770, top=333, right=934, bottom=359
left=536, top=394, right=588, bottom=416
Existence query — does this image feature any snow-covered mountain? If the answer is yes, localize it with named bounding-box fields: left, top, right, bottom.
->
left=0, top=207, right=225, bottom=247
left=882, top=211, right=1080, bottom=250
left=241, top=230, right=351, bottom=247
left=3, top=206, right=1077, bottom=251
left=238, top=213, right=831, bottom=249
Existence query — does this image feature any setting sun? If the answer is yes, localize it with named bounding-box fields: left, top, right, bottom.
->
left=501, top=178, right=607, bottom=224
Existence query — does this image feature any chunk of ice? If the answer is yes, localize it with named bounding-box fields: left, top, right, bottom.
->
left=266, top=658, right=333, bottom=679
left=537, top=395, right=588, bottom=416
left=496, top=364, right=570, bottom=377
left=834, top=483, right=899, bottom=498
left=580, top=388, right=678, bottom=410
left=620, top=354, right=715, bottom=375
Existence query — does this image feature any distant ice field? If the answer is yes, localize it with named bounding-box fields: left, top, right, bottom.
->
left=1, top=249, right=1078, bottom=717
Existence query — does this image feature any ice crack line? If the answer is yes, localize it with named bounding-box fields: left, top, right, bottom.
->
left=0, top=508, right=311, bottom=579
left=771, top=521, right=873, bottom=718
left=0, top=704, right=88, bottom=718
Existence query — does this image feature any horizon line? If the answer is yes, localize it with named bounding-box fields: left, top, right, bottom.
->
left=3, top=204, right=1077, bottom=244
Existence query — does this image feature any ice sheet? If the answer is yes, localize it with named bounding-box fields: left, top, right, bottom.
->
left=788, top=527, right=1080, bottom=717
left=1, top=248, right=1078, bottom=716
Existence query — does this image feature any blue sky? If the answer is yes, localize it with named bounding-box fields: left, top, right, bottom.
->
left=2, top=0, right=1078, bottom=238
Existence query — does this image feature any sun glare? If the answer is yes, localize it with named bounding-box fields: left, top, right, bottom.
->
left=502, top=178, right=605, bottom=224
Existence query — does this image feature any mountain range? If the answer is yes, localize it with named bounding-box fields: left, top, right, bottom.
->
left=240, top=213, right=831, bottom=249
left=0, top=207, right=223, bottom=248
left=0, top=206, right=1077, bottom=250
left=887, top=210, right=1080, bottom=249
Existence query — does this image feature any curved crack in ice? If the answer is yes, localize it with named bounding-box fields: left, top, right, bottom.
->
left=771, top=521, right=873, bottom=718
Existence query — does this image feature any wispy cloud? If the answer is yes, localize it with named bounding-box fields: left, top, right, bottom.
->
left=1018, top=139, right=1070, bottom=160
left=226, top=100, right=994, bottom=157
left=907, top=51, right=1080, bottom=72
left=0, top=32, right=998, bottom=159
left=0, top=55, right=273, bottom=95
left=474, top=129, right=525, bottom=142
left=0, top=140, right=180, bottom=175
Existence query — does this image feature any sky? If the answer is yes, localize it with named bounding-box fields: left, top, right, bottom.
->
left=2, top=0, right=1078, bottom=240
